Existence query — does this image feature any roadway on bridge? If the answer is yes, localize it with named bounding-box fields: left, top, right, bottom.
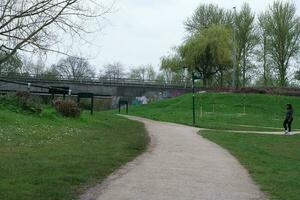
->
left=80, top=116, right=265, bottom=200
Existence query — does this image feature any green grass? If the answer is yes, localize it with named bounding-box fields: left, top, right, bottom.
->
left=0, top=106, right=148, bottom=200
left=127, top=92, right=300, bottom=199
left=128, top=93, right=300, bottom=131
left=202, top=131, right=300, bottom=200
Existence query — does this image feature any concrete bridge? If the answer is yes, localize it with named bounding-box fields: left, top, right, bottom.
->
left=0, top=75, right=196, bottom=99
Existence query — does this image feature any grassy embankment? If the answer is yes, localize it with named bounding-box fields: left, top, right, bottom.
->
left=0, top=100, right=148, bottom=200
left=128, top=93, right=300, bottom=200
left=128, top=93, right=300, bottom=131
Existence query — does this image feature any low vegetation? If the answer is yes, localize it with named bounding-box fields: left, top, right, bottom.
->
left=0, top=99, right=148, bottom=200
left=0, top=92, right=42, bottom=114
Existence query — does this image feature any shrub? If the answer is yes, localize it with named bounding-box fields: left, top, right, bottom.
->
left=54, top=100, right=81, bottom=117
left=0, top=92, right=42, bottom=113
left=15, top=91, right=42, bottom=113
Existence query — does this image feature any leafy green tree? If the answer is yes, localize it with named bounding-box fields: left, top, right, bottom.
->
left=160, top=49, right=188, bottom=84
left=264, top=1, right=300, bottom=86
left=179, top=25, right=232, bottom=87
left=235, top=3, right=259, bottom=87
left=183, top=3, right=234, bottom=87
left=161, top=52, right=184, bottom=71
left=184, top=4, right=233, bottom=34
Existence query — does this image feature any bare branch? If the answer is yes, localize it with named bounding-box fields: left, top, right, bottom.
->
left=0, top=0, right=111, bottom=65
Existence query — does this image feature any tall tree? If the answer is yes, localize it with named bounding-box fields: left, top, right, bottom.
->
left=235, top=3, right=258, bottom=87
left=264, top=1, right=300, bottom=86
left=185, top=4, right=233, bottom=34
left=258, top=12, right=272, bottom=86
left=0, top=0, right=110, bottom=65
left=180, top=25, right=232, bottom=87
left=52, top=56, right=95, bottom=80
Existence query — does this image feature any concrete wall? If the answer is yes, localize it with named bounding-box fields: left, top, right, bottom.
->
left=0, top=80, right=192, bottom=98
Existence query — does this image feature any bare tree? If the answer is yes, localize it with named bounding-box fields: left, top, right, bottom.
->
left=102, top=62, right=126, bottom=80
left=0, top=0, right=111, bottom=65
left=21, top=56, right=46, bottom=74
left=52, top=56, right=95, bottom=80
left=129, top=65, right=156, bottom=81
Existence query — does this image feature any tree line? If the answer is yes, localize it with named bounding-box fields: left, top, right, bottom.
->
left=1, top=1, right=300, bottom=87
left=161, top=1, right=300, bottom=88
left=0, top=54, right=166, bottom=82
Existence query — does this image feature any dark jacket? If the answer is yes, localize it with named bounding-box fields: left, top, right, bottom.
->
left=285, top=109, right=293, bottom=121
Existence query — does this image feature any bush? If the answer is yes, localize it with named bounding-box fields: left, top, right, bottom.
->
left=16, top=92, right=42, bottom=113
left=54, top=100, right=81, bottom=117
left=0, top=92, right=42, bottom=113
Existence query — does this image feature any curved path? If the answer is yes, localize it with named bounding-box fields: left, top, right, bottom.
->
left=81, top=116, right=266, bottom=200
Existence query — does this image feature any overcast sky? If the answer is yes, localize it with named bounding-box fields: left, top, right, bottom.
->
left=47, top=0, right=300, bottom=72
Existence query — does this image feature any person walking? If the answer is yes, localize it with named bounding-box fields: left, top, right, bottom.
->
left=284, top=104, right=294, bottom=135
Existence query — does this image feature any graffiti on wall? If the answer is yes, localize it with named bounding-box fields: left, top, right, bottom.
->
left=111, top=89, right=188, bottom=108
left=132, top=96, right=148, bottom=105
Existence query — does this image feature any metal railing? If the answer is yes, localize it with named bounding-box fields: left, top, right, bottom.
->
left=0, top=73, right=193, bottom=88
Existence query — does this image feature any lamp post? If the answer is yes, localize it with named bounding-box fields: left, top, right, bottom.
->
left=192, top=71, right=195, bottom=126
left=232, top=6, right=237, bottom=89
left=183, top=67, right=201, bottom=126
left=192, top=71, right=202, bottom=126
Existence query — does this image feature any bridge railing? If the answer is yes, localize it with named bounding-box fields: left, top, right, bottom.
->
left=0, top=73, right=194, bottom=88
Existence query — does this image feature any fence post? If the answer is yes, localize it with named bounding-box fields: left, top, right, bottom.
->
left=91, top=96, right=94, bottom=115
left=27, top=83, right=31, bottom=93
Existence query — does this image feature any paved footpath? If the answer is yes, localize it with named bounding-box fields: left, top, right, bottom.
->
left=81, top=116, right=266, bottom=200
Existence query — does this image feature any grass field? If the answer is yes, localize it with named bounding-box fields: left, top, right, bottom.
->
left=202, top=131, right=300, bottom=200
left=0, top=106, right=148, bottom=200
left=128, top=93, right=300, bottom=131
left=127, top=92, right=300, bottom=199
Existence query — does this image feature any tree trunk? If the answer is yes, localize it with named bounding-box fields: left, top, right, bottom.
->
left=203, top=78, right=207, bottom=87
left=242, top=49, right=246, bottom=87
left=263, top=35, right=267, bottom=86
left=220, top=70, right=224, bottom=88
left=279, top=63, right=287, bottom=87
left=236, top=63, right=241, bottom=88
